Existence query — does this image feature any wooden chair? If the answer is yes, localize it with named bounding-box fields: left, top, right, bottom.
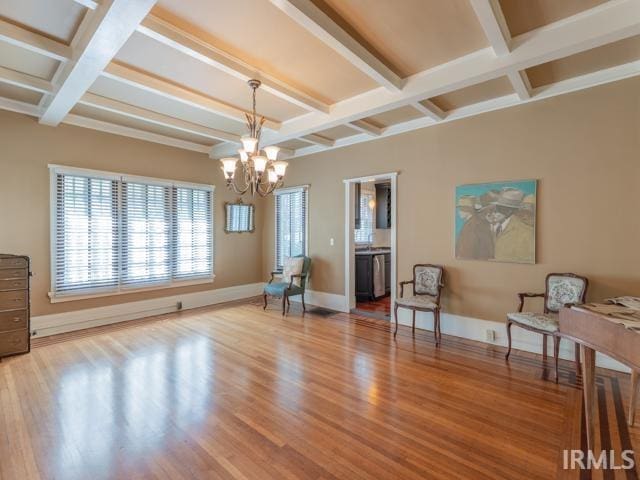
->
left=505, top=273, right=588, bottom=382
left=394, top=264, right=445, bottom=345
left=263, top=256, right=311, bottom=316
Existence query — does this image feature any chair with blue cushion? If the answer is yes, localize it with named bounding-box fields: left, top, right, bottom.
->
left=263, top=255, right=311, bottom=316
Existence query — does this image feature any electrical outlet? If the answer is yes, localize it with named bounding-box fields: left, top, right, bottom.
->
left=177, top=301, right=183, bottom=310
left=485, top=329, right=496, bottom=342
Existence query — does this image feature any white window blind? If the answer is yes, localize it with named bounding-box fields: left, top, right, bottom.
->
left=53, top=174, right=119, bottom=294
left=275, top=187, right=308, bottom=270
left=51, top=167, right=214, bottom=299
left=354, top=191, right=374, bottom=244
left=173, top=186, right=213, bottom=279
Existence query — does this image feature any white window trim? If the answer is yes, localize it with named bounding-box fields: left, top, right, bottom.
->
left=48, top=164, right=215, bottom=303
left=274, top=184, right=309, bottom=270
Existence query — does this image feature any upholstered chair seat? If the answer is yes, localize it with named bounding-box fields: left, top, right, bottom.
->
left=505, top=273, right=588, bottom=383
left=506, top=312, right=559, bottom=333
left=264, top=282, right=304, bottom=297
left=395, top=295, right=438, bottom=310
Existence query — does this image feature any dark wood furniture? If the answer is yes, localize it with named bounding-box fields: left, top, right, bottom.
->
left=394, top=264, right=445, bottom=345
left=505, top=273, right=588, bottom=382
left=355, top=251, right=390, bottom=301
left=354, top=182, right=361, bottom=229
left=560, top=305, right=640, bottom=451
left=375, top=182, right=391, bottom=229
left=0, top=254, right=30, bottom=358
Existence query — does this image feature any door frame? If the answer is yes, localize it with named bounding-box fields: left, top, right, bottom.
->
left=343, top=172, right=398, bottom=320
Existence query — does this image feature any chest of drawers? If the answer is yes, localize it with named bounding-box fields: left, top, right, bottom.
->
left=0, top=254, right=30, bottom=358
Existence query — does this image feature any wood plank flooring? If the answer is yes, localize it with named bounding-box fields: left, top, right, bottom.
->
left=1, top=299, right=638, bottom=479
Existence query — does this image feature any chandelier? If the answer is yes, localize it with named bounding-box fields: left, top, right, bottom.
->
left=220, top=79, right=288, bottom=197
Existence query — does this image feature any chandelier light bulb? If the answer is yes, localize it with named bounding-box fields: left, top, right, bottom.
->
left=267, top=169, right=278, bottom=184
left=263, top=145, right=280, bottom=161
left=220, top=157, right=238, bottom=178
left=241, top=135, right=258, bottom=154
left=238, top=149, right=248, bottom=162
left=252, top=155, right=268, bottom=173
left=271, top=160, right=288, bottom=177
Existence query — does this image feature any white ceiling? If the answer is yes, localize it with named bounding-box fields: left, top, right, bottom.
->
left=0, top=0, right=638, bottom=158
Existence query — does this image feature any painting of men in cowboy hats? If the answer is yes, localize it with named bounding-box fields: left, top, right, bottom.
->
left=455, top=180, right=536, bottom=263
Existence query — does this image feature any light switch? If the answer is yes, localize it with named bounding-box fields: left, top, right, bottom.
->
left=330, top=238, right=334, bottom=246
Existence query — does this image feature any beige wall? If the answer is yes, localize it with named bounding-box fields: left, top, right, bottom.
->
left=263, top=77, right=640, bottom=322
left=0, top=111, right=265, bottom=316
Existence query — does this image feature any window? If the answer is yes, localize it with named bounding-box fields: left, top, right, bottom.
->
left=50, top=166, right=214, bottom=300
left=275, top=186, right=308, bottom=270
left=354, top=190, right=374, bottom=244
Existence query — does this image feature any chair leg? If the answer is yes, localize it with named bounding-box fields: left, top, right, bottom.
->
left=301, top=293, right=306, bottom=312
left=263, top=293, right=268, bottom=310
left=411, top=310, right=416, bottom=335
left=393, top=303, right=399, bottom=338
left=437, top=310, right=442, bottom=343
left=282, top=295, right=287, bottom=316
left=434, top=310, right=440, bottom=346
left=286, top=295, right=291, bottom=314
left=629, top=369, right=638, bottom=426
left=574, top=343, right=581, bottom=377
left=553, top=335, right=560, bottom=383
left=542, top=334, right=548, bottom=360
left=505, top=320, right=513, bottom=360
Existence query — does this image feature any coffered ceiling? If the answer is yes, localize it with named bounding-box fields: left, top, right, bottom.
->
left=0, top=0, right=638, bottom=159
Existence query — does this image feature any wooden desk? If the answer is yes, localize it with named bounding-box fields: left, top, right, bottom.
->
left=559, top=305, right=640, bottom=451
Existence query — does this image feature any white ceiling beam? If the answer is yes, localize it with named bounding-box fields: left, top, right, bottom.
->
left=0, top=18, right=71, bottom=61
left=64, top=113, right=211, bottom=153
left=78, top=92, right=240, bottom=143
left=39, top=0, right=158, bottom=126
left=137, top=15, right=330, bottom=114
left=411, top=100, right=445, bottom=121
left=269, top=0, right=404, bottom=91
left=0, top=96, right=211, bottom=153
left=0, top=66, right=53, bottom=94
left=349, top=119, right=384, bottom=136
left=73, top=0, right=99, bottom=9
left=228, top=0, right=638, bottom=152
left=102, top=63, right=280, bottom=130
left=507, top=71, right=531, bottom=100
left=290, top=60, right=640, bottom=159
left=301, top=133, right=334, bottom=147
left=469, top=0, right=511, bottom=55
left=470, top=0, right=532, bottom=100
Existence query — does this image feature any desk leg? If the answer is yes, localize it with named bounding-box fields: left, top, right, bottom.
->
left=630, top=369, right=638, bottom=426
left=581, top=346, right=596, bottom=452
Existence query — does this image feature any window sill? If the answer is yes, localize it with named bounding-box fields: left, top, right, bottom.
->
left=48, top=275, right=215, bottom=304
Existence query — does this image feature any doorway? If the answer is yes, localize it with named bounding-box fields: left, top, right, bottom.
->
left=344, top=172, right=397, bottom=321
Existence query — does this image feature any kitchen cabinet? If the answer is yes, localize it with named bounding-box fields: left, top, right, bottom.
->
left=355, top=251, right=391, bottom=301
left=375, top=183, right=391, bottom=229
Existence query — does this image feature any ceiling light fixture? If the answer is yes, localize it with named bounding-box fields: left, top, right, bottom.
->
left=220, top=79, right=287, bottom=196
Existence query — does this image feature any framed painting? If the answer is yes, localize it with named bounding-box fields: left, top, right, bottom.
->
left=455, top=179, right=537, bottom=264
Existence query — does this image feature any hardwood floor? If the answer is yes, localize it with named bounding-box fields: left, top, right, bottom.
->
left=1, top=299, right=638, bottom=479
left=356, top=295, right=391, bottom=316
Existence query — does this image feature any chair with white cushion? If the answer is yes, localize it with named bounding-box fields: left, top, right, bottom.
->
left=394, top=264, right=445, bottom=345
left=505, top=273, right=589, bottom=382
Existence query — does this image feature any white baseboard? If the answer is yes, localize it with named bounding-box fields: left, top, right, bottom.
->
left=395, top=309, right=630, bottom=373
left=32, top=284, right=629, bottom=373
left=289, top=289, right=350, bottom=312
left=32, top=282, right=264, bottom=338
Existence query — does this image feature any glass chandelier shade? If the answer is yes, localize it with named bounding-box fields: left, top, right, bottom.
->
left=219, top=79, right=288, bottom=197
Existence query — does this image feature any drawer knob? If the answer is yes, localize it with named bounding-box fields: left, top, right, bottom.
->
left=13, top=317, right=21, bottom=322
left=9, top=337, right=20, bottom=345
